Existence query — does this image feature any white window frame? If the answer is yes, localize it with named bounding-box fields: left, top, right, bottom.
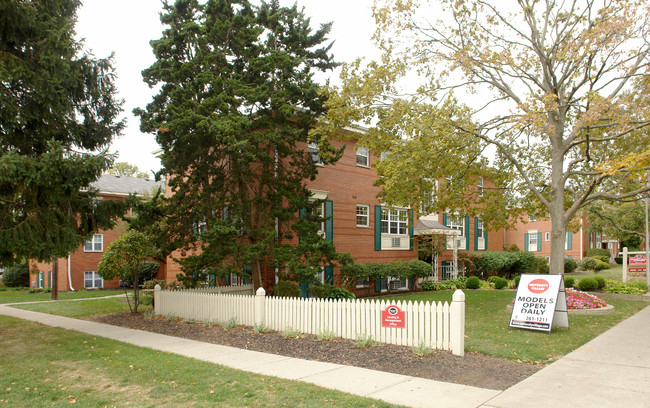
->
left=84, top=234, right=103, bottom=252
left=84, top=271, right=103, bottom=289
left=356, top=147, right=369, bottom=167
left=356, top=204, right=369, bottom=227
left=446, top=214, right=466, bottom=250
left=381, top=208, right=408, bottom=235
left=312, top=201, right=325, bottom=235
left=528, top=230, right=538, bottom=251
left=477, top=176, right=484, bottom=197
left=308, top=143, right=323, bottom=166
left=565, top=231, right=571, bottom=250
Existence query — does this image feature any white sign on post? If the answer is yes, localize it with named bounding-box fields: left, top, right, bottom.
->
left=509, top=274, right=569, bottom=332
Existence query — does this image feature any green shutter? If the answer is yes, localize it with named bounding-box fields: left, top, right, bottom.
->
left=567, top=232, right=573, bottom=250
left=443, top=213, right=447, bottom=226
left=300, top=282, right=309, bottom=298
left=324, top=266, right=333, bottom=285
left=409, top=210, right=414, bottom=250
left=474, top=217, right=479, bottom=250
left=537, top=232, right=542, bottom=252
left=299, top=208, right=306, bottom=244
left=441, top=261, right=447, bottom=280
left=208, top=274, right=216, bottom=287
left=374, top=277, right=382, bottom=292
left=484, top=231, right=488, bottom=250
left=524, top=233, right=529, bottom=251
left=325, top=200, right=333, bottom=243
left=374, top=205, right=382, bottom=251
left=465, top=216, right=470, bottom=249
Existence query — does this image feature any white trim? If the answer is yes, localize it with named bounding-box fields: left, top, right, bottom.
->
left=356, top=204, right=369, bottom=227
left=84, top=234, right=103, bottom=252
left=356, top=147, right=369, bottom=167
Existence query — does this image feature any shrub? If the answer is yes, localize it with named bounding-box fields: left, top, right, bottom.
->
left=2, top=263, right=29, bottom=287
left=605, top=280, right=647, bottom=295
left=253, top=323, right=270, bottom=334
left=221, top=317, right=238, bottom=330
left=593, top=276, right=606, bottom=289
left=593, top=255, right=610, bottom=264
left=273, top=281, right=300, bottom=297
left=506, top=243, right=520, bottom=252
left=494, top=277, right=508, bottom=290
left=328, top=287, right=356, bottom=300
left=465, top=276, right=481, bottom=289
left=411, top=342, right=434, bottom=357
left=317, top=329, right=336, bottom=342
left=419, top=281, right=438, bottom=291
left=580, top=257, right=598, bottom=271
left=143, top=279, right=167, bottom=290
left=281, top=327, right=301, bottom=338
left=564, top=276, right=575, bottom=288
left=514, top=275, right=521, bottom=287
left=586, top=248, right=611, bottom=259
left=595, top=260, right=610, bottom=271
left=535, top=257, right=550, bottom=274
left=578, top=277, right=598, bottom=291
left=564, top=257, right=578, bottom=274
left=354, top=333, right=378, bottom=348
left=486, top=275, right=499, bottom=283
left=614, top=257, right=623, bottom=265
left=310, top=282, right=332, bottom=298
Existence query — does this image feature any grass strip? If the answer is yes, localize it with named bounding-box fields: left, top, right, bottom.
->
left=385, top=290, right=648, bottom=364
left=0, top=316, right=401, bottom=407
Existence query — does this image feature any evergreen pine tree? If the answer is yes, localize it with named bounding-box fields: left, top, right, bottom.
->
left=136, top=0, right=345, bottom=290
left=0, top=0, right=125, bottom=278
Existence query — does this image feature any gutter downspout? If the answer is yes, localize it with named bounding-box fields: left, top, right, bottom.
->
left=67, top=254, right=75, bottom=291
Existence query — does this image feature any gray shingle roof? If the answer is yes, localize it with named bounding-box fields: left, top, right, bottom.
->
left=91, top=174, right=164, bottom=196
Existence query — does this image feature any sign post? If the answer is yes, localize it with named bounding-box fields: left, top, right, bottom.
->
left=509, top=274, right=569, bottom=332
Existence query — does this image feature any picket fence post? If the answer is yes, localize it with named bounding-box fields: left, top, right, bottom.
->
left=255, top=287, right=266, bottom=326
left=450, top=289, right=465, bottom=356
left=154, top=284, right=161, bottom=316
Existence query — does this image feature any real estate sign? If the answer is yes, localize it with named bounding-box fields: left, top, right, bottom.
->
left=382, top=305, right=405, bottom=328
left=629, top=254, right=647, bottom=274
left=509, top=274, right=569, bottom=332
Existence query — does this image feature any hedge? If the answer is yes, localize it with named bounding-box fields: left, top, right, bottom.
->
left=473, top=251, right=537, bottom=279
left=2, top=263, right=29, bottom=287
left=341, top=259, right=431, bottom=285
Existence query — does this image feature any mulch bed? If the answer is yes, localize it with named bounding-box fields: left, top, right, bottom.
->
left=90, top=312, right=542, bottom=390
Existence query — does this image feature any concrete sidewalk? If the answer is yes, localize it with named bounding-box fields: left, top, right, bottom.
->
left=1, top=302, right=648, bottom=408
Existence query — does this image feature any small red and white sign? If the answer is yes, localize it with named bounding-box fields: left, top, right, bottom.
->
left=629, top=254, right=647, bottom=273
left=382, top=305, right=405, bottom=328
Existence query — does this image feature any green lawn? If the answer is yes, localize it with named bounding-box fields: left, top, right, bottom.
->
left=0, top=288, right=125, bottom=304
left=12, top=296, right=141, bottom=317
left=384, top=289, right=648, bottom=364
left=570, top=264, right=624, bottom=281
left=0, top=315, right=400, bottom=408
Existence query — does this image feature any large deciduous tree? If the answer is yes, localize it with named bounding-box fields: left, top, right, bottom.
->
left=0, top=0, right=124, bottom=296
left=320, top=0, right=650, bottom=274
left=136, top=0, right=344, bottom=289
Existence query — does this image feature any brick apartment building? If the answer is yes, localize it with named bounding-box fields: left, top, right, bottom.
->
left=160, top=130, right=504, bottom=295
left=504, top=215, right=620, bottom=262
left=31, top=174, right=164, bottom=291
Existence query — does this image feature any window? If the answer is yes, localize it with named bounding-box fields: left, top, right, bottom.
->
left=380, top=151, right=390, bottom=160
left=477, top=176, right=484, bottom=197
left=476, top=219, right=484, bottom=239
left=84, top=271, right=103, bottom=289
left=84, top=234, right=103, bottom=252
left=308, top=143, right=322, bottom=165
left=356, top=147, right=369, bottom=167
left=381, top=208, right=408, bottom=235
left=528, top=231, right=538, bottom=251
left=545, top=232, right=550, bottom=241
left=356, top=205, right=369, bottom=227
left=447, top=215, right=464, bottom=237
left=529, top=215, right=537, bottom=222
left=312, top=201, right=325, bottom=235
left=356, top=277, right=370, bottom=288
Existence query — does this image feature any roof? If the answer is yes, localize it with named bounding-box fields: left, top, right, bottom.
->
left=91, top=174, right=164, bottom=197
left=414, top=219, right=461, bottom=236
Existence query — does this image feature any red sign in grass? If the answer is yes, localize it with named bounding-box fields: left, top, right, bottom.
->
left=382, top=305, right=405, bottom=328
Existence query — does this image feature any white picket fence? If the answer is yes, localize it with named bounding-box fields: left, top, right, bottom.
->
left=175, top=284, right=254, bottom=296
left=153, top=285, right=465, bottom=355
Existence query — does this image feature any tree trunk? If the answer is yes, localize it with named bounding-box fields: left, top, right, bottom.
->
left=549, top=124, right=567, bottom=275
left=51, top=258, right=58, bottom=300
left=251, top=260, right=263, bottom=291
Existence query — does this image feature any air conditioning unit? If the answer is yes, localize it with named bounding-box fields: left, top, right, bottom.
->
left=391, top=237, right=401, bottom=247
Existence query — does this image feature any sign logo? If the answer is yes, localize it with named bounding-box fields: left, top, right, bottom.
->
left=528, top=279, right=549, bottom=294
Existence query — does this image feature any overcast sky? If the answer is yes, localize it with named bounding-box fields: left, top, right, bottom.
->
left=75, top=0, right=378, bottom=175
